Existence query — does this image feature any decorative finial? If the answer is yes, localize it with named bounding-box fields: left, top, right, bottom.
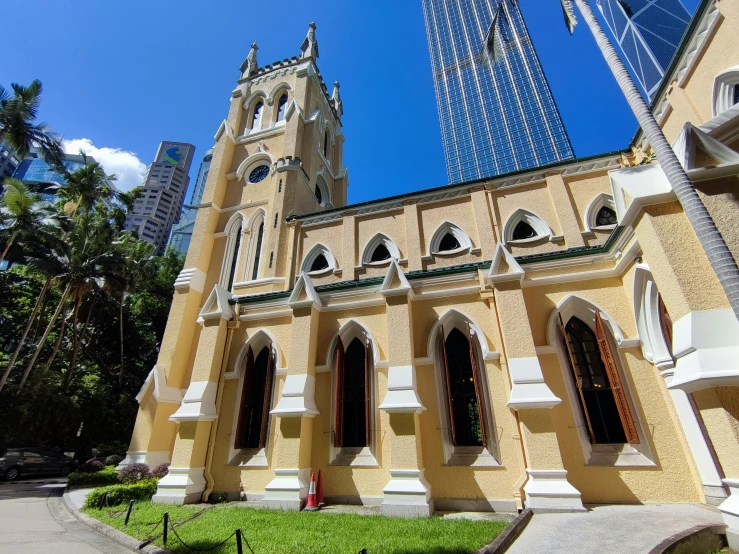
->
left=332, top=81, right=343, bottom=119
left=240, top=42, right=259, bottom=78
left=300, top=22, right=319, bottom=60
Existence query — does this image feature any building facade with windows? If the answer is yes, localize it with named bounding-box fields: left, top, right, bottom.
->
left=421, top=0, right=575, bottom=184
left=0, top=142, right=21, bottom=185
left=124, top=142, right=195, bottom=255
left=168, top=148, right=214, bottom=256
left=120, top=6, right=739, bottom=546
left=597, top=0, right=692, bottom=100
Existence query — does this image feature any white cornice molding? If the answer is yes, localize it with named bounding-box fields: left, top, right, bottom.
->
left=174, top=268, right=206, bottom=293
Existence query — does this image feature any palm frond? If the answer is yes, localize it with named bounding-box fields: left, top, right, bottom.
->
left=560, top=0, right=578, bottom=34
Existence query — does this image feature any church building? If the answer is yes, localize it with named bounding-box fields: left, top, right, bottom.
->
left=121, top=2, right=739, bottom=544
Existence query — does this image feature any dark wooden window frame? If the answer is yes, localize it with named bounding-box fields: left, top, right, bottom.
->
left=234, top=344, right=275, bottom=450
left=333, top=336, right=373, bottom=448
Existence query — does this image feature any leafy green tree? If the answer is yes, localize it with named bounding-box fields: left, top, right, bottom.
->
left=0, top=80, right=64, bottom=169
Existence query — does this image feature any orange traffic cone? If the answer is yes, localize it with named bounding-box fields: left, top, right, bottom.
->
left=304, top=472, right=320, bottom=511
left=317, top=470, right=325, bottom=507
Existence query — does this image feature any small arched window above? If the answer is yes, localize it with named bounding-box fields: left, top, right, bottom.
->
left=429, top=222, right=472, bottom=255
left=301, top=243, right=336, bottom=275
left=323, top=131, right=329, bottom=158
left=503, top=209, right=551, bottom=244
left=314, top=175, right=330, bottom=207
left=276, top=94, right=288, bottom=122
left=315, top=184, right=322, bottom=205
left=712, top=65, right=739, bottom=116
left=251, top=101, right=264, bottom=130
left=361, top=233, right=401, bottom=266
left=585, top=193, right=618, bottom=231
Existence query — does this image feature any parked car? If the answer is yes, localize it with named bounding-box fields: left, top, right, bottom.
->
left=0, top=447, right=77, bottom=481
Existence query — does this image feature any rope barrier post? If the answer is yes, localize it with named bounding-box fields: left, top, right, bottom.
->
left=124, top=500, right=134, bottom=526
left=236, top=529, right=243, bottom=554
left=163, top=512, right=169, bottom=546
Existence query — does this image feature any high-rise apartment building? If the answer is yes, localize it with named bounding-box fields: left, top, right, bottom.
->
left=597, top=0, right=692, bottom=100
left=124, top=142, right=195, bottom=255
left=421, top=0, right=575, bottom=184
left=0, top=142, right=21, bottom=185
left=168, top=147, right=213, bottom=256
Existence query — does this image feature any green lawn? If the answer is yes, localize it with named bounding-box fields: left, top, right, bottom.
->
left=83, top=501, right=506, bottom=554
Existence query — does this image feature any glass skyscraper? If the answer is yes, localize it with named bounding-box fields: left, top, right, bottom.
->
left=421, top=0, right=575, bottom=184
left=596, top=0, right=691, bottom=100
left=167, top=147, right=213, bottom=256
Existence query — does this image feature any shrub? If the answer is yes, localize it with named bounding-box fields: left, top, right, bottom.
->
left=67, top=466, right=120, bottom=487
left=151, top=463, right=170, bottom=479
left=104, top=455, right=123, bottom=467
left=84, top=479, right=158, bottom=508
left=77, top=460, right=105, bottom=474
left=118, top=463, right=150, bottom=483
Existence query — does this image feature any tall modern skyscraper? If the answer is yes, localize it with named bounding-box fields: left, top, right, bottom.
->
left=124, top=141, right=195, bottom=256
left=597, top=0, right=691, bottom=100
left=421, top=0, right=575, bottom=184
left=0, top=142, right=21, bottom=185
left=167, top=147, right=213, bottom=256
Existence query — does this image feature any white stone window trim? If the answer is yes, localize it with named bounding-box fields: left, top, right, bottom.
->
left=218, top=213, right=246, bottom=290
left=428, top=221, right=473, bottom=256
left=502, top=209, right=553, bottom=245
left=327, top=320, right=380, bottom=467
left=633, top=265, right=674, bottom=371
left=300, top=243, right=336, bottom=276
left=240, top=209, right=266, bottom=284
left=712, top=65, right=739, bottom=116
left=225, top=330, right=281, bottom=468
left=546, top=295, right=656, bottom=467
left=585, top=193, right=618, bottom=232
left=361, top=233, right=401, bottom=267
left=428, top=309, right=501, bottom=467
left=235, top=150, right=275, bottom=184
left=244, top=93, right=267, bottom=133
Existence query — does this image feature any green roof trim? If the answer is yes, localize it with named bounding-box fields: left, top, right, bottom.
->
left=516, top=226, right=625, bottom=265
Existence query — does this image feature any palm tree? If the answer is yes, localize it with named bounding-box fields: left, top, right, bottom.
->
left=0, top=179, right=61, bottom=265
left=0, top=80, right=64, bottom=169
left=58, top=154, right=117, bottom=216
left=486, top=0, right=739, bottom=321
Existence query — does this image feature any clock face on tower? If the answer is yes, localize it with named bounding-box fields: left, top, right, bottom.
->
left=249, top=165, right=269, bottom=183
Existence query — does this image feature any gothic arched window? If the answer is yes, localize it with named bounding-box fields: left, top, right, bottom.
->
left=227, top=224, right=242, bottom=290
left=560, top=314, right=639, bottom=444
left=438, top=233, right=461, bottom=252
left=251, top=223, right=264, bottom=281
left=324, top=131, right=329, bottom=158
left=512, top=220, right=537, bottom=240
left=276, top=94, right=288, bottom=122
left=314, top=184, right=322, bottom=205
left=440, top=327, right=488, bottom=447
left=310, top=254, right=329, bottom=272
left=251, top=101, right=264, bottom=130
left=370, top=243, right=391, bottom=262
left=333, top=337, right=371, bottom=447
left=595, top=206, right=617, bottom=227
left=235, top=345, right=274, bottom=449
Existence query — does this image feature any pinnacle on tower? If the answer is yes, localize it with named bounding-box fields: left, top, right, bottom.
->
left=239, top=42, right=259, bottom=78
left=332, top=81, right=343, bottom=119
left=300, top=22, right=319, bottom=60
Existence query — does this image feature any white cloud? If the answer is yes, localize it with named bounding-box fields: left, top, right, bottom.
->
left=62, top=138, right=147, bottom=192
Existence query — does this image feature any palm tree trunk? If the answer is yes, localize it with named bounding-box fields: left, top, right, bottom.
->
left=62, top=295, right=83, bottom=392
left=118, top=288, right=125, bottom=386
left=34, top=304, right=68, bottom=389
left=0, top=276, right=51, bottom=392
left=17, top=283, right=71, bottom=392
left=0, top=231, right=18, bottom=266
left=574, top=0, right=739, bottom=321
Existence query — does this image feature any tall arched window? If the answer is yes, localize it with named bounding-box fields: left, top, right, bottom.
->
left=235, top=345, right=274, bottom=449
left=251, top=223, right=264, bottom=280
left=323, top=131, right=329, bottom=158
left=440, top=326, right=488, bottom=447
left=276, top=94, right=288, bottom=122
left=560, top=313, right=639, bottom=444
left=227, top=224, right=242, bottom=290
left=333, top=337, right=371, bottom=448
left=251, top=101, right=264, bottom=130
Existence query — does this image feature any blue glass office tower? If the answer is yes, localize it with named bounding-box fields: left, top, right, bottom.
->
left=167, top=147, right=213, bottom=256
left=596, top=0, right=691, bottom=100
left=421, top=0, right=575, bottom=184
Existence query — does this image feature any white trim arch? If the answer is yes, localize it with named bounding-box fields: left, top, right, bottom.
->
left=546, top=295, right=655, bottom=467
left=314, top=174, right=331, bottom=207
left=325, top=319, right=382, bottom=369
left=633, top=265, right=674, bottom=371
left=585, top=193, right=618, bottom=232
left=712, top=65, right=739, bottom=116
left=236, top=152, right=274, bottom=183
left=266, top=82, right=293, bottom=105
left=502, top=209, right=552, bottom=244
left=361, top=233, right=401, bottom=266
left=219, top=212, right=245, bottom=289
left=228, top=329, right=282, bottom=380
left=300, top=243, right=336, bottom=276
left=429, top=222, right=473, bottom=256
left=244, top=93, right=267, bottom=132
left=241, top=208, right=266, bottom=283
left=427, top=308, right=500, bottom=466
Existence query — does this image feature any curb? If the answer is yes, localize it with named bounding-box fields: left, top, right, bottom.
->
left=478, top=509, right=533, bottom=554
left=646, top=523, right=728, bottom=554
left=62, top=491, right=170, bottom=554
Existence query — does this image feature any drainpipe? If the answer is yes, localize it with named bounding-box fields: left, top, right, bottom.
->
left=201, top=316, right=236, bottom=502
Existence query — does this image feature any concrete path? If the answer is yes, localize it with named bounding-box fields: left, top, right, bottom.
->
left=507, top=504, right=724, bottom=554
left=0, top=478, right=130, bottom=554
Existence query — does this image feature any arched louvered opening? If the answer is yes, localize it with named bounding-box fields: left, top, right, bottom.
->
left=438, top=233, right=461, bottom=252
left=235, top=345, right=274, bottom=449
left=227, top=225, right=242, bottom=290
left=595, top=206, right=617, bottom=227
left=310, top=254, right=329, bottom=272
left=276, top=94, right=288, bottom=122
left=512, top=220, right=537, bottom=240
left=333, top=337, right=372, bottom=448
left=251, top=223, right=264, bottom=280
left=370, top=243, right=391, bottom=262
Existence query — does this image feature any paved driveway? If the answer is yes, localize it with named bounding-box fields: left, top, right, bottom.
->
left=0, top=478, right=130, bottom=553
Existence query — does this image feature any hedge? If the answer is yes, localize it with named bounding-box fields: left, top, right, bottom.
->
left=67, top=466, right=120, bottom=487
left=84, top=479, right=159, bottom=509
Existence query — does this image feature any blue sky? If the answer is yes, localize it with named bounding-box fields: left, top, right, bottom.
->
left=2, top=0, right=697, bottom=204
